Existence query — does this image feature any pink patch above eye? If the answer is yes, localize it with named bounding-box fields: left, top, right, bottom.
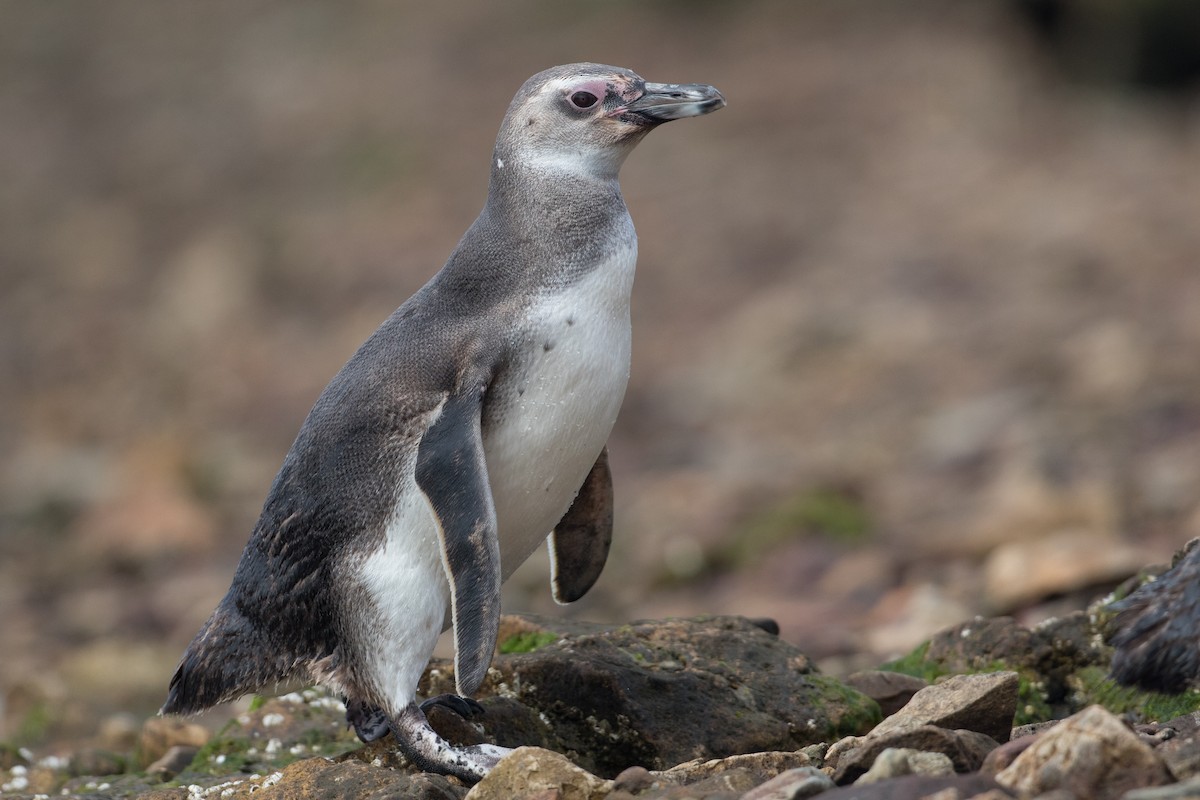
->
left=568, top=79, right=608, bottom=108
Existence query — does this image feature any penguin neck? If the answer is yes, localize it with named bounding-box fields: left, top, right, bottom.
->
left=485, top=141, right=629, bottom=215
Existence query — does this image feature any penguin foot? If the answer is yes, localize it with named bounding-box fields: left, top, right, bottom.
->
left=391, top=702, right=512, bottom=784
left=345, top=698, right=392, bottom=743
left=420, top=693, right=485, bottom=719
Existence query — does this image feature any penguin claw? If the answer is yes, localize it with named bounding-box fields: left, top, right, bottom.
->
left=420, top=693, right=486, bottom=719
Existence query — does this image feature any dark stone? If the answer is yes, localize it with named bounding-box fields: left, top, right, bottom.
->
left=422, top=615, right=880, bottom=777
left=924, top=618, right=1051, bottom=674
left=845, top=671, right=928, bottom=717
left=612, top=765, right=654, bottom=794
left=981, top=733, right=1040, bottom=775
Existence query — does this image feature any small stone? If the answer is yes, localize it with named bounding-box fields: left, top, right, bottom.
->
left=464, top=747, right=610, bottom=800
left=98, top=713, right=142, bottom=752
left=138, top=716, right=210, bottom=768
left=830, top=726, right=998, bottom=783
left=854, top=748, right=954, bottom=784
left=1151, top=712, right=1200, bottom=780
left=845, top=671, right=929, bottom=717
left=980, top=733, right=1038, bottom=775
left=612, top=765, right=654, bottom=794
left=145, top=745, right=199, bottom=781
left=740, top=766, right=835, bottom=800
left=67, top=748, right=127, bottom=777
left=995, top=705, right=1172, bottom=800
left=871, top=672, right=1018, bottom=744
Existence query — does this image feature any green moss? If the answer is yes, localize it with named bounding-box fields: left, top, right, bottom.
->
left=880, top=641, right=942, bottom=682
left=247, top=695, right=268, bottom=712
left=498, top=631, right=559, bottom=654
left=804, top=675, right=883, bottom=739
left=1071, top=666, right=1200, bottom=721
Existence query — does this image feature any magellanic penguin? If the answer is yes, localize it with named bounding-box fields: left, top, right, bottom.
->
left=161, top=63, right=725, bottom=782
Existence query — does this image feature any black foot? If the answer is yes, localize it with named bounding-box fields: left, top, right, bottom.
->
left=420, top=693, right=485, bottom=719
left=345, top=698, right=392, bottom=743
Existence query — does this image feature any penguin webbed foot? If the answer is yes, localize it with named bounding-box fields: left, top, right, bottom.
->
left=345, top=698, right=392, bottom=743
left=391, top=702, right=511, bottom=784
left=420, top=693, right=485, bottom=719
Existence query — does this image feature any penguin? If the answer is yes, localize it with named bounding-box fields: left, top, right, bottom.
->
left=1109, top=539, right=1200, bottom=693
left=160, top=63, right=725, bottom=783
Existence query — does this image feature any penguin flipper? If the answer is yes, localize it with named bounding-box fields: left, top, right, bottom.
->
left=415, top=386, right=501, bottom=698
left=548, top=446, right=613, bottom=604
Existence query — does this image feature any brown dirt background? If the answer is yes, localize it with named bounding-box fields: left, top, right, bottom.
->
left=3, top=0, right=1200, bottom=751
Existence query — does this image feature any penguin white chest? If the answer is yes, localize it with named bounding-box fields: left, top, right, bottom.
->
left=484, top=241, right=636, bottom=574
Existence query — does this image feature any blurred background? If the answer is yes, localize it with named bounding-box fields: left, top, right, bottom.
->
left=4, top=0, right=1200, bottom=753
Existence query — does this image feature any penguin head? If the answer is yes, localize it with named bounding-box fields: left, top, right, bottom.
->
left=495, top=63, right=725, bottom=180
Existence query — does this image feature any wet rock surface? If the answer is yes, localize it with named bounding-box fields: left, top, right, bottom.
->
left=9, top=609, right=1200, bottom=799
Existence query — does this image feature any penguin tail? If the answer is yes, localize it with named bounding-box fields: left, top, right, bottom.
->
left=161, top=601, right=283, bottom=715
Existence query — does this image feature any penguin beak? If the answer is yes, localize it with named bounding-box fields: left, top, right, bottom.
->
left=620, top=82, right=726, bottom=122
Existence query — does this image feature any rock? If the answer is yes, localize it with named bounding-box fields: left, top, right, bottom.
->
left=246, top=757, right=466, bottom=799
left=654, top=751, right=812, bottom=786
left=67, top=747, right=127, bottom=777
left=98, top=712, right=142, bottom=751
left=983, top=528, right=1144, bottom=611
left=870, top=672, right=1018, bottom=744
left=920, top=619, right=1048, bottom=676
left=424, top=616, right=880, bottom=776
left=138, top=715, right=210, bottom=768
left=994, top=705, right=1172, bottom=800
left=829, top=725, right=999, bottom=783
left=1007, top=720, right=1058, bottom=740
left=1124, top=777, right=1200, bottom=799
left=883, top=612, right=1127, bottom=727
left=145, top=744, right=199, bottom=780
left=644, top=769, right=761, bottom=799
left=464, top=747, right=610, bottom=800
left=0, top=745, right=30, bottom=770
left=1154, top=712, right=1200, bottom=780
left=612, top=765, right=654, bottom=794
left=845, top=671, right=929, bottom=717
left=979, top=734, right=1038, bottom=775
left=739, top=766, right=836, bottom=799
left=812, top=772, right=1007, bottom=799
left=855, top=748, right=954, bottom=783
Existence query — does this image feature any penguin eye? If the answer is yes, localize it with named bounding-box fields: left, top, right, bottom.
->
left=570, top=90, right=599, bottom=109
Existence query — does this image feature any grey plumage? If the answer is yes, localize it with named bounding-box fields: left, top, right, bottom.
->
left=162, top=63, right=724, bottom=782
